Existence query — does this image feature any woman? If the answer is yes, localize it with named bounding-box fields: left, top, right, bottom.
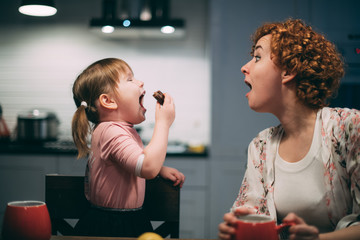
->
left=218, top=19, right=360, bottom=239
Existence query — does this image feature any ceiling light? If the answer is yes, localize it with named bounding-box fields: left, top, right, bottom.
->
left=140, top=0, right=152, bottom=21
left=102, top=25, right=115, bottom=33
left=161, top=25, right=175, bottom=34
left=19, top=0, right=57, bottom=17
left=123, top=20, right=131, bottom=27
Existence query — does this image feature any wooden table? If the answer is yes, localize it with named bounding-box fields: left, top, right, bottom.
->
left=51, top=237, right=131, bottom=240
left=50, top=236, right=215, bottom=240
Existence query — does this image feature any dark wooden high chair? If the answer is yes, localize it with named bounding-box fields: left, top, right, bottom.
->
left=45, top=174, right=180, bottom=238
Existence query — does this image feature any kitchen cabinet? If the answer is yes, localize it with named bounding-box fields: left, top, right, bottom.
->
left=0, top=154, right=209, bottom=238
left=163, top=158, right=209, bottom=238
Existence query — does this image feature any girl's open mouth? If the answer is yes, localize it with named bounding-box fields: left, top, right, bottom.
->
left=139, top=92, right=145, bottom=109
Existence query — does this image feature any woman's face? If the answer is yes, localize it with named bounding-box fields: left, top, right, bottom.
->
left=114, top=68, right=147, bottom=124
left=241, top=34, right=284, bottom=113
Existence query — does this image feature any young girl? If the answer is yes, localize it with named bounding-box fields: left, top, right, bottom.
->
left=71, top=58, right=185, bottom=237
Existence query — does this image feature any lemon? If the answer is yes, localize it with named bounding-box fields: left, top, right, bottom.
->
left=138, top=232, right=164, bottom=240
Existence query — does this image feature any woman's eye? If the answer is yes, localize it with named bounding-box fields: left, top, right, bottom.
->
left=127, top=78, right=133, bottom=82
left=254, top=56, right=261, bottom=62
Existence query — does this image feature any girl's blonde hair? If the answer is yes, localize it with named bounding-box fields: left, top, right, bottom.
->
left=71, top=58, right=132, bottom=158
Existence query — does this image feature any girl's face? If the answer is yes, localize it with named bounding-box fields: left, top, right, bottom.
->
left=241, top=34, right=284, bottom=113
left=114, top=68, right=146, bottom=125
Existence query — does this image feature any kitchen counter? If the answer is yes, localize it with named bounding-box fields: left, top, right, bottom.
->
left=0, top=140, right=208, bottom=157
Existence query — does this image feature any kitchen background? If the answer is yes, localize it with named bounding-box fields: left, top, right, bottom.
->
left=0, top=0, right=359, bottom=238
left=0, top=0, right=210, bottom=146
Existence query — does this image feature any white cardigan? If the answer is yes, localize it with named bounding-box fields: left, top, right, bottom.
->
left=231, top=107, right=360, bottom=230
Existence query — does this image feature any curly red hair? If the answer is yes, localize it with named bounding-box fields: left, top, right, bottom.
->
left=251, top=19, right=345, bottom=109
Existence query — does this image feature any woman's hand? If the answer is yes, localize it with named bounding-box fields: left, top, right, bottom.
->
left=218, top=207, right=256, bottom=240
left=159, top=166, right=185, bottom=188
left=283, top=213, right=320, bottom=240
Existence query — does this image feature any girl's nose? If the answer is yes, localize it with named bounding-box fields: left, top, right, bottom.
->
left=136, top=79, right=144, bottom=87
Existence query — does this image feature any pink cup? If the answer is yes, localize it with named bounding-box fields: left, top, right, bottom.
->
left=2, top=201, right=51, bottom=240
left=234, top=214, right=293, bottom=240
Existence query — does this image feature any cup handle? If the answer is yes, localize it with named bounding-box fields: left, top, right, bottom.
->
left=276, top=222, right=295, bottom=233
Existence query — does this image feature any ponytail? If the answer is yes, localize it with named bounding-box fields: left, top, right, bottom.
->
left=72, top=104, right=90, bottom=159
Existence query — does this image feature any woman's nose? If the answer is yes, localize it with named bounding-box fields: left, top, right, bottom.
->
left=241, top=61, right=250, bottom=74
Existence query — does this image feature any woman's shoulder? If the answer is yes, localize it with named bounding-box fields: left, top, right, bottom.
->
left=255, top=124, right=283, bottom=141
left=249, top=124, right=282, bottom=149
left=322, top=106, right=359, bottom=116
left=321, top=107, right=360, bottom=128
left=320, top=107, right=360, bottom=149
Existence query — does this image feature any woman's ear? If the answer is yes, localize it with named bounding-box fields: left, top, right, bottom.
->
left=281, top=70, right=296, bottom=84
left=98, top=94, right=118, bottom=110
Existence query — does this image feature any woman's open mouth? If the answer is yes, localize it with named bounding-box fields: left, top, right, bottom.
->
left=245, top=80, right=252, bottom=90
left=244, top=80, right=252, bottom=97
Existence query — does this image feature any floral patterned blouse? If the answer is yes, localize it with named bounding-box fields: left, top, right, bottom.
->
left=231, top=107, right=360, bottom=230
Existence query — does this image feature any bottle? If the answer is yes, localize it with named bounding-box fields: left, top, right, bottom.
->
left=0, top=104, right=11, bottom=142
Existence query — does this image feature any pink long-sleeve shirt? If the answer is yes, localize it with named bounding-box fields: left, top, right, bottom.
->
left=85, top=121, right=145, bottom=209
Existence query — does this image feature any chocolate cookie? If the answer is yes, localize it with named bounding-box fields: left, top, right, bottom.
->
left=153, top=90, right=165, bottom=105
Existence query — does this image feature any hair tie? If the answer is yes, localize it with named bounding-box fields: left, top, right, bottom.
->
left=80, top=101, right=88, bottom=108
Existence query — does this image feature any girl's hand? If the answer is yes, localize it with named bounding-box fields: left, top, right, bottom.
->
left=155, top=93, right=175, bottom=128
left=159, top=166, right=185, bottom=188
left=218, top=207, right=256, bottom=240
left=283, top=213, right=320, bottom=240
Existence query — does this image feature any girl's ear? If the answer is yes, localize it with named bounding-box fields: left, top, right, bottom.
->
left=98, top=94, right=118, bottom=110
left=281, top=70, right=296, bottom=84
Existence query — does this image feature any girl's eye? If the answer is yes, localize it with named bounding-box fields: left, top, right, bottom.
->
left=254, top=56, right=261, bottom=62
left=127, top=78, right=133, bottom=82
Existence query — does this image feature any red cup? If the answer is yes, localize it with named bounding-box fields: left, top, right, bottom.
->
left=234, top=214, right=293, bottom=240
left=2, top=201, right=51, bottom=240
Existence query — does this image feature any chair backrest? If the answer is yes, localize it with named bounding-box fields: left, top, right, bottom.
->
left=45, top=174, right=180, bottom=238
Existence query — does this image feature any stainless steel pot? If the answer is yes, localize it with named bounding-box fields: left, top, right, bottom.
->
left=17, top=109, right=59, bottom=142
